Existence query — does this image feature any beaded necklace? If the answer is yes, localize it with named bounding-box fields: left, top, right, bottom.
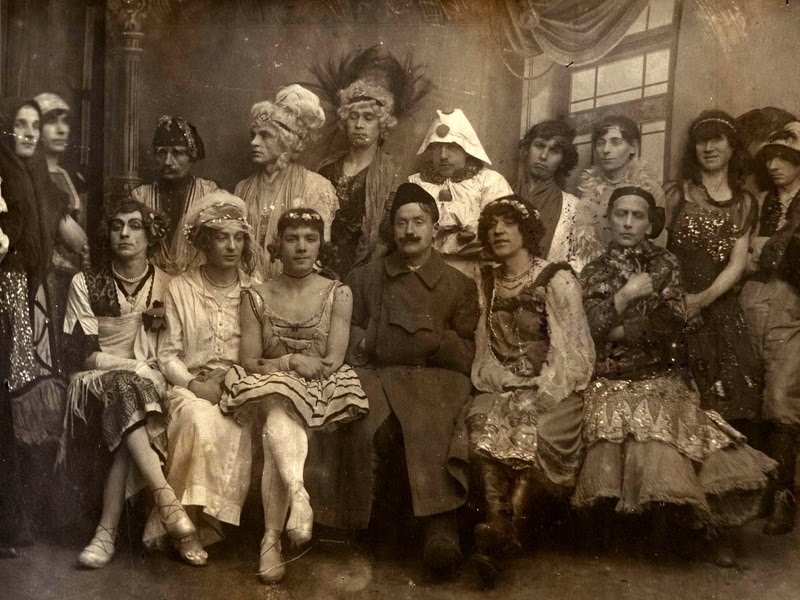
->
left=487, top=263, right=537, bottom=377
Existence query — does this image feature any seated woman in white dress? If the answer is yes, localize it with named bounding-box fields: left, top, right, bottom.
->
left=60, top=199, right=195, bottom=569
left=221, top=208, right=368, bottom=584
left=142, top=191, right=257, bottom=566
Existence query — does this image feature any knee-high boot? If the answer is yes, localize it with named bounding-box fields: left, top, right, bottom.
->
left=763, top=425, right=797, bottom=535
left=473, top=458, right=516, bottom=556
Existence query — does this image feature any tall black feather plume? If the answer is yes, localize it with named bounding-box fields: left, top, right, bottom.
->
left=305, top=45, right=432, bottom=119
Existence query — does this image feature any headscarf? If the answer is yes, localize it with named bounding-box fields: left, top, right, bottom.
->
left=153, top=115, right=205, bottom=160
left=183, top=190, right=252, bottom=242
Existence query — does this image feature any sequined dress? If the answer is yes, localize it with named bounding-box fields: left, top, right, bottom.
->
left=221, top=281, right=369, bottom=428
left=573, top=241, right=775, bottom=526
left=319, top=160, right=368, bottom=278
left=665, top=180, right=762, bottom=421
left=466, top=262, right=595, bottom=489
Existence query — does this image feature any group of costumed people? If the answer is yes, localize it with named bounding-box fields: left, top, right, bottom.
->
left=1, top=45, right=799, bottom=592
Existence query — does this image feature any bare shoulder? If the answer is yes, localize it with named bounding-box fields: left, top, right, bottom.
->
left=333, top=283, right=353, bottom=303
left=251, top=279, right=271, bottom=297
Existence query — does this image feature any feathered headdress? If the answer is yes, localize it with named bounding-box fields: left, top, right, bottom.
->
left=306, top=45, right=432, bottom=119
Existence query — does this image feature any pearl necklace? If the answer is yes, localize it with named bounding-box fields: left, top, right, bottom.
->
left=112, top=262, right=149, bottom=284
left=111, top=262, right=153, bottom=305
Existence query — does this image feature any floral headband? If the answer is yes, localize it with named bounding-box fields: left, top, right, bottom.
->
left=486, top=197, right=539, bottom=220
left=284, top=210, right=323, bottom=221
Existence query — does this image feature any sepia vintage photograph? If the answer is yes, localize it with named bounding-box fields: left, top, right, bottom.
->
left=1, top=0, right=800, bottom=598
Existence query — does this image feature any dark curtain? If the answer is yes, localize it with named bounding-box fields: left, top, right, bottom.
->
left=496, top=0, right=650, bottom=65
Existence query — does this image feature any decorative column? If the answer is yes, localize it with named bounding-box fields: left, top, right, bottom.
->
left=105, top=0, right=149, bottom=200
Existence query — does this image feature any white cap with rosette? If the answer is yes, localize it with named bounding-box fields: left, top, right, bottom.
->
left=416, top=108, right=491, bottom=164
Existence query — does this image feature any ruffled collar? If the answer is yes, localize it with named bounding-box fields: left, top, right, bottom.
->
left=603, top=240, right=675, bottom=293
left=578, top=159, right=656, bottom=199
left=418, top=160, right=483, bottom=185
left=607, top=240, right=658, bottom=264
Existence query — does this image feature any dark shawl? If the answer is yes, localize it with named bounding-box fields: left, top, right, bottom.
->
left=0, top=97, right=69, bottom=286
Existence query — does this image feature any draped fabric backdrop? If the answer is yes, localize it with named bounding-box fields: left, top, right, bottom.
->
left=497, top=0, right=650, bottom=65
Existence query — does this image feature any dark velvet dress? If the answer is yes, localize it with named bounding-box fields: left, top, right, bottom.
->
left=319, top=159, right=369, bottom=278
left=573, top=241, right=776, bottom=527
left=665, top=180, right=762, bottom=421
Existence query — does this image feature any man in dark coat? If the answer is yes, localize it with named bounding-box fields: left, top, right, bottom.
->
left=305, top=182, right=478, bottom=577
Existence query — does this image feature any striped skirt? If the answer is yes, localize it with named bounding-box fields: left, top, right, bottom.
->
left=221, top=363, right=368, bottom=429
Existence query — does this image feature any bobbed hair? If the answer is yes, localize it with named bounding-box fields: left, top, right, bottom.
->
left=478, top=195, right=544, bottom=260
left=265, top=207, right=335, bottom=269
left=681, top=109, right=749, bottom=188
left=520, top=119, right=579, bottom=184
left=250, top=119, right=306, bottom=173
left=590, top=114, right=641, bottom=147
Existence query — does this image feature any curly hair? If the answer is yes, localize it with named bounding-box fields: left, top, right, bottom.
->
left=191, top=225, right=257, bottom=274
left=478, top=195, right=544, bottom=260
left=336, top=80, right=397, bottom=143
left=265, top=207, right=335, bottom=269
left=250, top=119, right=306, bottom=173
left=520, top=119, right=579, bottom=185
left=96, top=198, right=168, bottom=264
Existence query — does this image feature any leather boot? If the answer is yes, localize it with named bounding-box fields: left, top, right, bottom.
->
left=423, top=511, right=462, bottom=578
left=764, top=489, right=797, bottom=535
left=473, top=458, right=515, bottom=557
left=763, top=426, right=798, bottom=535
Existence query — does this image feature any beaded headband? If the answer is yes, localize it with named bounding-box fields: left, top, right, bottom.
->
left=691, top=117, right=736, bottom=135
left=349, top=95, right=383, bottom=107
left=183, top=202, right=251, bottom=240
left=252, top=113, right=299, bottom=137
